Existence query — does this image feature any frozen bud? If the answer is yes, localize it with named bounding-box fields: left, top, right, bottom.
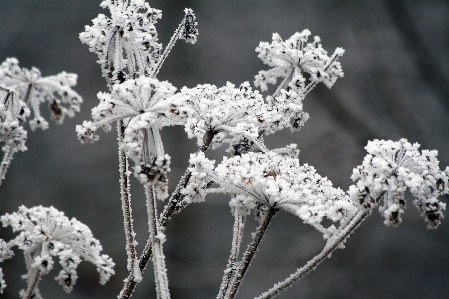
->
left=76, top=121, right=100, bottom=144
left=180, top=8, right=198, bottom=44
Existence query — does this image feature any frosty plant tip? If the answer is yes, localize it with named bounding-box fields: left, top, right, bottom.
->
left=0, top=0, right=448, bottom=298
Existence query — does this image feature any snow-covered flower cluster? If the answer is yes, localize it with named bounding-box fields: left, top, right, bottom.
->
left=255, top=30, right=344, bottom=95
left=77, top=77, right=189, bottom=192
left=252, top=31, right=345, bottom=134
left=0, top=87, right=29, bottom=153
left=349, top=139, right=449, bottom=228
left=80, top=0, right=198, bottom=84
left=0, top=206, right=115, bottom=296
left=186, top=151, right=357, bottom=237
left=180, top=82, right=283, bottom=150
left=0, top=58, right=82, bottom=131
left=80, top=0, right=163, bottom=82
left=2, top=1, right=444, bottom=297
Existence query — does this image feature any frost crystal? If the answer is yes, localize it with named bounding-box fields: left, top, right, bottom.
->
left=0, top=206, right=115, bottom=295
left=350, top=139, right=448, bottom=228
left=80, top=0, right=163, bottom=83
left=254, top=30, right=344, bottom=95
left=0, top=58, right=82, bottom=131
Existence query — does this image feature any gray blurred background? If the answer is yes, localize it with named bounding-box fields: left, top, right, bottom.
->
left=1, top=0, right=449, bottom=298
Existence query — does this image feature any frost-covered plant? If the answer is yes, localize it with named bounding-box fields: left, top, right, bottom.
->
left=0, top=206, right=114, bottom=299
left=0, top=58, right=82, bottom=131
left=0, top=58, right=82, bottom=186
left=1, top=1, right=448, bottom=299
left=350, top=139, right=448, bottom=228
left=75, top=1, right=448, bottom=298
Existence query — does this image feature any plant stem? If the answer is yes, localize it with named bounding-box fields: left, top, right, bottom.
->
left=117, top=122, right=139, bottom=279
left=225, top=208, right=277, bottom=299
left=145, top=183, right=171, bottom=299
left=254, top=210, right=370, bottom=299
left=151, top=23, right=183, bottom=78
left=119, top=130, right=215, bottom=298
left=0, top=146, right=14, bottom=186
left=23, top=269, right=40, bottom=299
left=217, top=210, right=247, bottom=299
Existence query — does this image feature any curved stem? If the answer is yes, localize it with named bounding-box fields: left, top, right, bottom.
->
left=225, top=208, right=277, bottom=299
left=254, top=210, right=370, bottom=299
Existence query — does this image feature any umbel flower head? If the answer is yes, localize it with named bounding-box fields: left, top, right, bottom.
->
left=349, top=139, right=449, bottom=228
left=80, top=0, right=163, bottom=83
left=254, top=30, right=344, bottom=95
left=0, top=58, right=82, bottom=131
left=77, top=77, right=189, bottom=194
left=0, top=87, right=30, bottom=153
left=0, top=206, right=115, bottom=295
left=180, top=82, right=283, bottom=151
left=186, top=151, right=357, bottom=238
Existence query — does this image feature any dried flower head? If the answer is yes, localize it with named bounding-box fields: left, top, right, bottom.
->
left=77, top=78, right=189, bottom=196
left=1, top=206, right=115, bottom=295
left=349, top=139, right=448, bottom=228
left=179, top=8, right=198, bottom=44
left=254, top=30, right=344, bottom=95
left=180, top=82, right=283, bottom=150
left=0, top=58, right=82, bottom=131
left=80, top=0, right=163, bottom=83
left=187, top=152, right=356, bottom=237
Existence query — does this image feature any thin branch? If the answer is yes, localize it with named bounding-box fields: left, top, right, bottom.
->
left=117, top=121, right=140, bottom=280
left=119, top=130, right=216, bottom=298
left=0, top=146, right=14, bottom=186
left=225, top=208, right=277, bottom=299
left=151, top=23, right=183, bottom=78
left=254, top=210, right=370, bottom=299
left=145, top=183, right=170, bottom=299
left=217, top=210, right=247, bottom=299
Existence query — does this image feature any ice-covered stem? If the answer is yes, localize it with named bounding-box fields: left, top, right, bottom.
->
left=145, top=183, right=170, bottom=299
left=255, top=209, right=371, bottom=299
left=0, top=146, right=14, bottom=186
left=119, top=130, right=215, bottom=298
left=225, top=207, right=277, bottom=299
left=23, top=269, right=41, bottom=299
left=217, top=210, right=246, bottom=299
left=160, top=129, right=216, bottom=225
left=150, top=8, right=198, bottom=78
left=117, top=121, right=140, bottom=282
